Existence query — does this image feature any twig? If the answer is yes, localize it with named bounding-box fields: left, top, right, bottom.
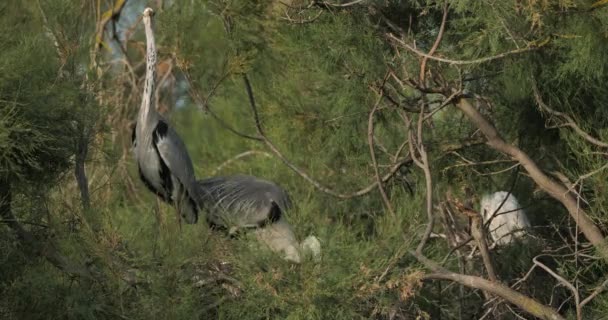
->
left=410, top=106, right=434, bottom=254
left=419, top=1, right=449, bottom=86
left=368, top=78, right=396, bottom=218
left=181, top=67, right=262, bottom=141
left=581, top=277, right=608, bottom=307
left=455, top=97, right=608, bottom=261
left=317, top=0, right=366, bottom=7
left=411, top=251, right=566, bottom=320
left=532, top=80, right=608, bottom=148
left=280, top=9, right=323, bottom=24
left=241, top=74, right=411, bottom=199
left=387, top=33, right=544, bottom=66
left=210, top=150, right=272, bottom=176
left=533, top=257, right=581, bottom=320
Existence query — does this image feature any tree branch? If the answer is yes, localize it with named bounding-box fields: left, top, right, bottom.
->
left=532, top=80, right=608, bottom=148
left=387, top=33, right=544, bottom=66
left=533, top=257, right=581, bottom=320
left=454, top=97, right=608, bottom=261
left=419, top=1, right=449, bottom=86
left=411, top=251, right=566, bottom=320
left=368, top=79, right=396, bottom=218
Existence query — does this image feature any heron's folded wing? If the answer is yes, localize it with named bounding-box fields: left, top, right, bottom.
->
left=197, top=175, right=292, bottom=226
left=154, top=123, right=199, bottom=200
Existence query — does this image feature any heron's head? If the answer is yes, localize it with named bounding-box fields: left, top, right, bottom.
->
left=181, top=205, right=199, bottom=224
left=143, top=8, right=154, bottom=18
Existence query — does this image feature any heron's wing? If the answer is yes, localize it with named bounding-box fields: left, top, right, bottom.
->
left=153, top=120, right=199, bottom=200
left=197, top=175, right=291, bottom=227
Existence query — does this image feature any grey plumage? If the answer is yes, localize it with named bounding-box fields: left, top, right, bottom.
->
left=198, top=175, right=291, bottom=231
left=132, top=8, right=199, bottom=224
left=197, top=175, right=320, bottom=263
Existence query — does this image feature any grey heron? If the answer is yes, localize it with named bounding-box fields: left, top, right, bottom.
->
left=132, top=8, right=199, bottom=224
left=198, top=175, right=320, bottom=263
left=131, top=8, right=319, bottom=261
left=480, top=191, right=531, bottom=246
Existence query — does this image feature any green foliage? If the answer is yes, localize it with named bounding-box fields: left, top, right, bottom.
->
left=4, top=0, right=608, bottom=319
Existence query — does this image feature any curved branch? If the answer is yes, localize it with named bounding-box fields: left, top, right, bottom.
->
left=368, top=88, right=396, bottom=218
left=210, top=150, right=272, bottom=176
left=454, top=97, right=608, bottom=261
left=242, top=74, right=411, bottom=199
left=419, top=1, right=449, bottom=85
left=412, top=251, right=566, bottom=320
left=387, top=33, right=544, bottom=66
left=533, top=257, right=581, bottom=320
left=182, top=67, right=262, bottom=141
left=532, top=80, right=608, bottom=148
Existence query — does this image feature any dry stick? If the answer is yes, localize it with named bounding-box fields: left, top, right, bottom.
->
left=210, top=150, right=272, bottom=176
left=412, top=107, right=434, bottom=254
left=532, top=81, right=608, bottom=148
left=581, top=278, right=608, bottom=307
left=182, top=68, right=262, bottom=141
left=241, top=74, right=411, bottom=199
left=533, top=257, right=581, bottom=320
left=411, top=251, right=566, bottom=320
left=454, top=97, right=608, bottom=261
left=368, top=87, right=397, bottom=218
left=387, top=33, right=543, bottom=66
left=451, top=198, right=498, bottom=282
left=318, top=0, right=366, bottom=7
left=419, top=1, right=449, bottom=86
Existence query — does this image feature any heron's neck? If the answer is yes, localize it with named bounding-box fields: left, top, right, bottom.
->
left=139, top=19, right=158, bottom=123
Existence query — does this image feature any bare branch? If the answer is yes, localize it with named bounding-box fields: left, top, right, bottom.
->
left=581, top=277, right=608, bottom=307
left=317, top=0, right=366, bottom=7
left=368, top=85, right=397, bottom=218
left=408, top=107, right=435, bottom=254
left=411, top=251, right=566, bottom=320
left=210, top=150, right=273, bottom=176
left=533, top=257, right=581, bottom=320
left=182, top=67, right=263, bottom=141
left=387, top=33, right=544, bottom=66
left=419, top=1, right=449, bottom=86
left=532, top=80, right=608, bottom=148
left=241, top=74, right=411, bottom=199
left=450, top=196, right=497, bottom=282
left=454, top=97, right=608, bottom=261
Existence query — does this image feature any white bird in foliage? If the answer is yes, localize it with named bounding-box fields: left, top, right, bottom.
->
left=198, top=175, right=321, bottom=263
left=132, top=8, right=200, bottom=224
left=480, top=191, right=531, bottom=246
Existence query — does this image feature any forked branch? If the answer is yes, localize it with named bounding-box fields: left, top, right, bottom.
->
left=412, top=251, right=566, bottom=320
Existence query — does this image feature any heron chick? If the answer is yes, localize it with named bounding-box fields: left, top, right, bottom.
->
left=480, top=191, right=531, bottom=246
left=132, top=8, right=200, bottom=224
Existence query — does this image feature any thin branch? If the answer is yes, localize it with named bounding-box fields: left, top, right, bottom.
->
left=419, top=1, right=449, bottom=86
left=450, top=196, right=497, bottom=282
left=454, top=97, right=608, bottom=261
left=411, top=106, right=434, bottom=254
left=317, top=0, right=366, bottom=7
left=241, top=74, right=411, bottom=199
left=533, top=257, right=581, bottom=320
left=182, top=67, right=262, bottom=141
left=387, top=33, right=544, bottom=66
left=367, top=84, right=396, bottom=218
left=210, top=150, right=272, bottom=176
left=411, top=251, right=566, bottom=320
left=532, top=80, right=608, bottom=148
left=581, top=277, right=608, bottom=307
left=280, top=9, right=323, bottom=24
